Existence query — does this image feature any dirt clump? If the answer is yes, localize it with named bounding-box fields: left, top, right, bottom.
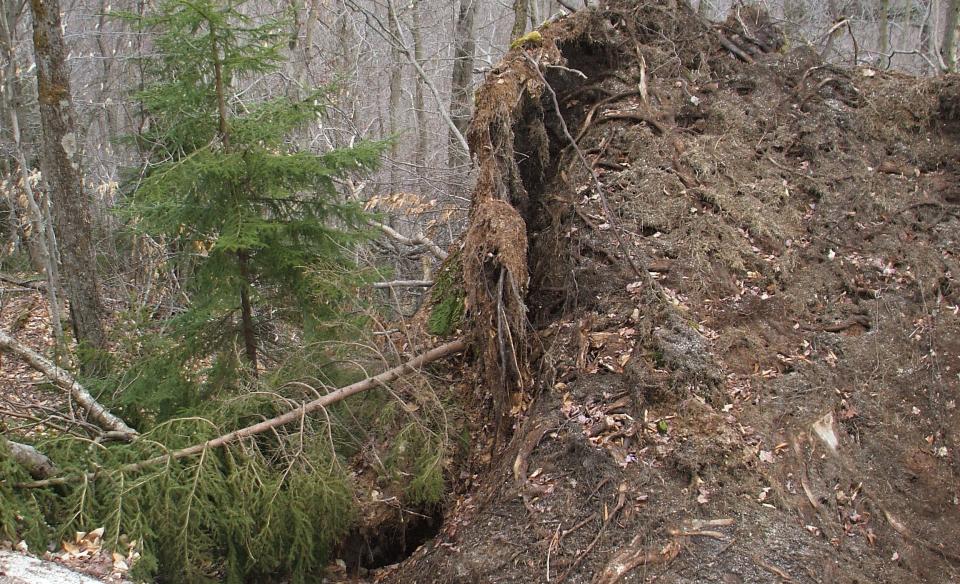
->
left=380, top=1, right=960, bottom=582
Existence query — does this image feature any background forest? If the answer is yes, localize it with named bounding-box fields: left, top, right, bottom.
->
left=1, top=0, right=960, bottom=582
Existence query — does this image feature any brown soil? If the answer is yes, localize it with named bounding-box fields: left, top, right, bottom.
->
left=378, top=2, right=960, bottom=583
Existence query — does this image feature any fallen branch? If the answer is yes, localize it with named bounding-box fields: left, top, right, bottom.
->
left=16, top=339, right=467, bottom=489
left=4, top=439, right=58, bottom=479
left=0, top=272, right=45, bottom=290
left=0, top=330, right=137, bottom=438
left=373, top=280, right=434, bottom=289
left=371, top=221, right=449, bottom=260
left=716, top=31, right=754, bottom=63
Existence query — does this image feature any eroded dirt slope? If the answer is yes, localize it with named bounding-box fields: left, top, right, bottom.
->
left=383, top=2, right=960, bottom=582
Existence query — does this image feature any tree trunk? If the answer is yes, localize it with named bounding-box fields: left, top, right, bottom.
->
left=0, top=5, right=64, bottom=348
left=448, top=0, right=479, bottom=172
left=28, top=0, right=107, bottom=363
left=947, top=0, right=960, bottom=71
left=412, top=0, right=429, bottom=199
left=210, top=22, right=258, bottom=375
left=387, top=0, right=403, bottom=194
left=512, top=0, right=529, bottom=39
left=879, top=0, right=890, bottom=60
left=237, top=250, right=258, bottom=374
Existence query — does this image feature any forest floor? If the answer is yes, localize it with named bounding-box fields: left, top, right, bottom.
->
left=3, top=2, right=960, bottom=583
left=375, top=2, right=960, bottom=583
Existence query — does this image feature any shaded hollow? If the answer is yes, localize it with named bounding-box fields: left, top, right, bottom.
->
left=522, top=37, right=622, bottom=327
left=339, top=506, right=443, bottom=573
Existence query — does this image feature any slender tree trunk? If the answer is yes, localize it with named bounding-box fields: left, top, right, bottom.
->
left=412, top=0, right=429, bottom=198
left=946, top=0, right=960, bottom=72
left=237, top=251, right=258, bottom=374
left=28, top=0, right=107, bottom=364
left=210, top=21, right=258, bottom=374
left=0, top=2, right=63, bottom=349
left=879, top=0, right=890, bottom=59
left=387, top=0, right=403, bottom=194
left=512, top=0, right=528, bottom=38
left=449, top=0, right=479, bottom=172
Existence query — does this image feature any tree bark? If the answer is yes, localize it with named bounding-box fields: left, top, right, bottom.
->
left=879, top=0, right=890, bottom=58
left=448, top=0, right=479, bottom=172
left=0, top=7, right=64, bottom=348
left=412, top=0, right=429, bottom=198
left=4, top=439, right=58, bottom=479
left=944, top=0, right=960, bottom=71
left=237, top=250, right=258, bottom=374
left=28, top=0, right=107, bottom=363
left=0, top=329, right=136, bottom=437
left=386, top=0, right=403, bottom=193
left=512, top=0, right=529, bottom=38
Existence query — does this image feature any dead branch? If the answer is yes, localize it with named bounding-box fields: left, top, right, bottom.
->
left=715, top=31, right=754, bottom=63
left=0, top=330, right=137, bottom=438
left=0, top=273, right=45, bottom=290
left=373, top=280, right=434, bottom=289
left=16, top=339, right=467, bottom=489
left=597, top=111, right=668, bottom=136
left=4, top=438, right=58, bottom=479
left=752, top=555, right=793, bottom=582
left=371, top=220, right=449, bottom=260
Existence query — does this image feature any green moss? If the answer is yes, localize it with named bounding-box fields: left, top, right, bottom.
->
left=427, top=253, right=465, bottom=337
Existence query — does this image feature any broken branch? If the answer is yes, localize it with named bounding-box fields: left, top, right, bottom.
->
left=373, top=280, right=434, bottom=289
left=4, top=439, right=58, bottom=479
left=371, top=220, right=449, bottom=260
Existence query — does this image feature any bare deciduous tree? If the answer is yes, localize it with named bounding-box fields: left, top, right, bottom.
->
left=28, top=0, right=107, bottom=362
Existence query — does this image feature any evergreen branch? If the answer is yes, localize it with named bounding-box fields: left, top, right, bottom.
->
left=0, top=330, right=138, bottom=438
left=15, top=339, right=467, bottom=489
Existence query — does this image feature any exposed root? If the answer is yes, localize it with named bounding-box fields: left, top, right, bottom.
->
left=592, top=537, right=682, bottom=584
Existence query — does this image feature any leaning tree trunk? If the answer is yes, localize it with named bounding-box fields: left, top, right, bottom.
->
left=28, top=0, right=107, bottom=362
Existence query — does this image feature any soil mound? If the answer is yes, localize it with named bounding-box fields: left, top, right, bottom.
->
left=385, top=1, right=960, bottom=582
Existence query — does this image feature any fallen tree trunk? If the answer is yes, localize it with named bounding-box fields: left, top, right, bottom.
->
left=0, top=330, right=137, bottom=438
left=3, top=439, right=58, bottom=479
left=16, top=339, right=467, bottom=489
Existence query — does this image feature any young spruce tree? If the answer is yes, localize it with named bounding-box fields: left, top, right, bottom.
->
left=123, top=0, right=383, bottom=389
